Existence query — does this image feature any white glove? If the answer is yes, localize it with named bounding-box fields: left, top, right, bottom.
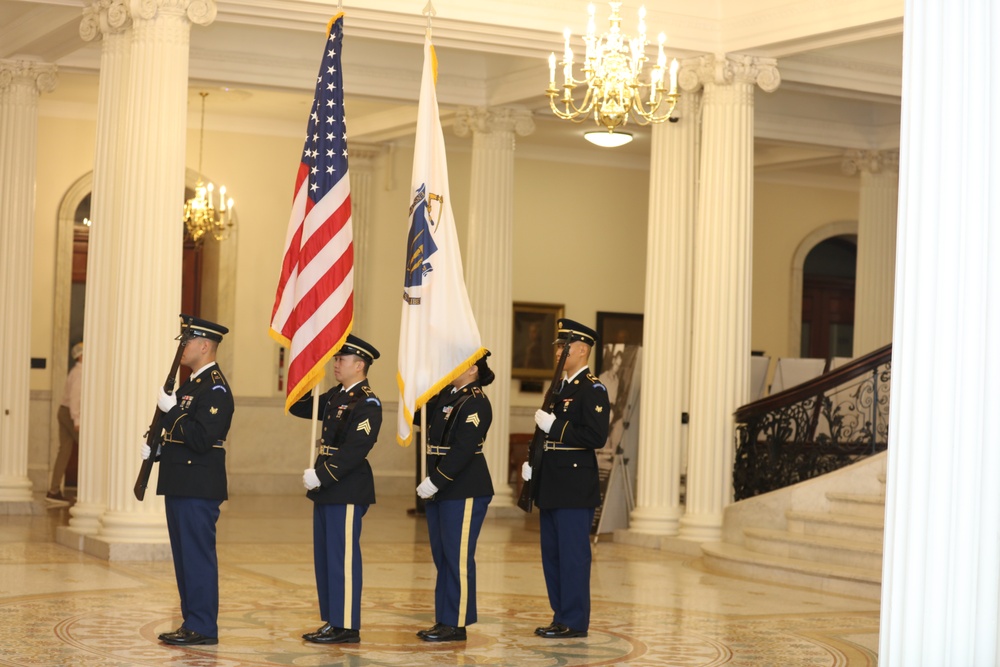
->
left=521, top=461, right=532, bottom=482
left=534, top=409, right=556, bottom=433
left=157, top=388, right=177, bottom=413
left=141, top=443, right=151, bottom=460
left=416, top=477, right=439, bottom=499
left=303, top=468, right=321, bottom=490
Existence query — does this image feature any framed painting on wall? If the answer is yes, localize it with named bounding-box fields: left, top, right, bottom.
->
left=512, top=302, right=564, bottom=380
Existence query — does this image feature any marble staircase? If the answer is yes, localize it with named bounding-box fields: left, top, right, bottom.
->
left=701, top=453, right=887, bottom=600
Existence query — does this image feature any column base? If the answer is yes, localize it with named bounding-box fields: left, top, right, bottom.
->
left=67, top=501, right=106, bottom=535
left=83, top=534, right=172, bottom=561
left=55, top=525, right=86, bottom=551
left=491, top=485, right=516, bottom=509
left=0, top=500, right=44, bottom=515
left=0, top=476, right=34, bottom=504
left=678, top=513, right=723, bottom=542
left=627, top=505, right=682, bottom=536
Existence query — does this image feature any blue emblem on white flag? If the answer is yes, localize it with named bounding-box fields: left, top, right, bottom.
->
left=404, top=183, right=439, bottom=304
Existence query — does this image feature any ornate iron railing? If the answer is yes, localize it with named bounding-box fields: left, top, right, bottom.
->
left=733, top=344, right=891, bottom=501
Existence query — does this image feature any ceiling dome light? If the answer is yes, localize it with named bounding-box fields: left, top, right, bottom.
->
left=584, top=130, right=633, bottom=148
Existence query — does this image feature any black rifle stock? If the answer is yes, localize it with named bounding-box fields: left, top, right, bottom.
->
left=133, top=333, right=190, bottom=501
left=516, top=342, right=572, bottom=513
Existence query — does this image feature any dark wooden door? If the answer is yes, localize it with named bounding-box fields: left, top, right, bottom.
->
left=801, top=276, right=855, bottom=358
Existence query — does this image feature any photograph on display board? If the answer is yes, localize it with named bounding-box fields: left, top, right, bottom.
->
left=591, top=311, right=643, bottom=536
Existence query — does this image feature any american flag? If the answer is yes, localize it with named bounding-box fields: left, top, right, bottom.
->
left=270, top=13, right=353, bottom=412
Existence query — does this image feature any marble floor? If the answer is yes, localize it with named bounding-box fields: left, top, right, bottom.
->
left=1, top=492, right=880, bottom=666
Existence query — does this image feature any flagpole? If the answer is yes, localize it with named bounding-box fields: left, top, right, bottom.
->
left=420, top=406, right=427, bottom=481
left=309, top=389, right=320, bottom=466
left=423, top=1, right=435, bottom=39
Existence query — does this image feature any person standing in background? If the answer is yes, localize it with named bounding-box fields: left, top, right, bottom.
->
left=291, top=334, right=382, bottom=645
left=142, top=315, right=234, bottom=646
left=523, top=319, right=610, bottom=639
left=415, top=353, right=495, bottom=642
left=47, top=342, right=83, bottom=506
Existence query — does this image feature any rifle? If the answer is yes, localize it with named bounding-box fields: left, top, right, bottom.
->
left=133, top=328, right=191, bottom=501
left=517, top=341, right=571, bottom=513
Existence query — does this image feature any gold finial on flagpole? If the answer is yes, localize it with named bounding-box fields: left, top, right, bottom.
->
left=423, top=1, right=436, bottom=38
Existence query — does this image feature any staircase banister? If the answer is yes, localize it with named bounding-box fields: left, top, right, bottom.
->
left=735, top=344, right=892, bottom=423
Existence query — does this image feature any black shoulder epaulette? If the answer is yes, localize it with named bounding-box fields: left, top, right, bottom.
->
left=361, top=385, right=378, bottom=399
left=211, top=369, right=227, bottom=386
left=586, top=372, right=601, bottom=385
left=470, top=386, right=485, bottom=398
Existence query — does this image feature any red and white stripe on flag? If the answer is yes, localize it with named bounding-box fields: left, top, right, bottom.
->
left=270, top=13, right=354, bottom=412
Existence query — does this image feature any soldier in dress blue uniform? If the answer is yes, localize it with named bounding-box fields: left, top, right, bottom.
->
left=415, top=353, right=496, bottom=643
left=523, top=319, right=610, bottom=639
left=290, top=334, right=382, bottom=645
left=142, top=314, right=234, bottom=646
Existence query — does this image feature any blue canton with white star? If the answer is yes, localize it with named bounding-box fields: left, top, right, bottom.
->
left=301, top=15, right=350, bottom=205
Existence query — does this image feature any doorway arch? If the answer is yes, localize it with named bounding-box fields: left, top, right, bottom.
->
left=788, top=220, right=858, bottom=359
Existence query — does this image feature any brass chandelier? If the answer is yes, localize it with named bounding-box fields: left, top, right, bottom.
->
left=183, top=92, right=235, bottom=244
left=546, top=2, right=680, bottom=142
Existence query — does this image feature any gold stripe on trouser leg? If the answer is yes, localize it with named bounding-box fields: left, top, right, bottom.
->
left=343, top=504, right=355, bottom=627
left=457, top=498, right=473, bottom=625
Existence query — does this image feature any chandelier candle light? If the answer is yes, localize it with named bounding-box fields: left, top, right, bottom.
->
left=183, top=91, right=235, bottom=244
left=547, top=2, right=680, bottom=147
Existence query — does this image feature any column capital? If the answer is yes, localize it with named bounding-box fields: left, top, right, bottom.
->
left=81, top=0, right=132, bottom=42
left=129, top=0, right=216, bottom=26
left=678, top=54, right=780, bottom=94
left=842, top=148, right=900, bottom=176
left=0, top=59, right=57, bottom=94
left=453, top=106, right=535, bottom=138
left=349, top=143, right=384, bottom=169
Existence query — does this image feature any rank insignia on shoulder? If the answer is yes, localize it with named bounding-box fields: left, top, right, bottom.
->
left=357, top=418, right=371, bottom=434
left=466, top=413, right=480, bottom=426
left=210, top=406, right=219, bottom=415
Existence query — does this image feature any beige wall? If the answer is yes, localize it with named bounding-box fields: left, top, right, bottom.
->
left=752, top=179, right=859, bottom=362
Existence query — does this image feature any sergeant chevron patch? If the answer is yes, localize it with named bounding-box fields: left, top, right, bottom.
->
left=357, top=419, right=371, bottom=434
left=466, top=413, right=480, bottom=426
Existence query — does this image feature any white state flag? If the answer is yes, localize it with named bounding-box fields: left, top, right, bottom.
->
left=396, top=35, right=485, bottom=446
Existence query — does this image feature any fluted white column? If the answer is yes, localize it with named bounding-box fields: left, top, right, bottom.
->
left=348, top=145, right=380, bottom=332
left=64, top=0, right=132, bottom=538
left=455, top=106, right=534, bottom=510
left=881, top=1, right=1000, bottom=662
left=627, top=91, right=700, bottom=536
left=86, top=0, right=215, bottom=557
left=843, top=149, right=899, bottom=356
left=0, top=59, right=57, bottom=509
left=679, top=55, right=779, bottom=542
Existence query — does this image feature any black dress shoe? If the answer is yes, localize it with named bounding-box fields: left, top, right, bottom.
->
left=420, top=625, right=466, bottom=642
left=305, top=627, right=360, bottom=644
left=416, top=622, right=444, bottom=639
left=158, top=626, right=185, bottom=641
left=161, top=628, right=218, bottom=645
left=536, top=623, right=587, bottom=639
left=302, top=623, right=333, bottom=640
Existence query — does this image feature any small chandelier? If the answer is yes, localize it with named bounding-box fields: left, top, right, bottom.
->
left=183, top=92, right=235, bottom=244
left=546, top=2, right=680, bottom=139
